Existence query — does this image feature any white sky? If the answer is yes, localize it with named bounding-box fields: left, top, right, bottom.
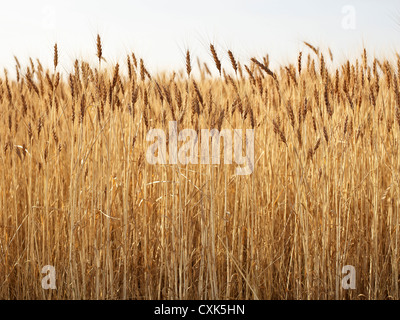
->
left=1, top=0, right=400, bottom=76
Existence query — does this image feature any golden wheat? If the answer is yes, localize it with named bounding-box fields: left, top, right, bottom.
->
left=0, top=39, right=399, bottom=300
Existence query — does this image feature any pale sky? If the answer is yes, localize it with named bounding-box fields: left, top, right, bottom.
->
left=1, top=0, right=400, bottom=76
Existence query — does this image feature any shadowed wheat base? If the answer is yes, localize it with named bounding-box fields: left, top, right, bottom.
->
left=0, top=39, right=399, bottom=300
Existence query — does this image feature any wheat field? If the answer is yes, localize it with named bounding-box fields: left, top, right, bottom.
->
left=0, top=37, right=399, bottom=300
